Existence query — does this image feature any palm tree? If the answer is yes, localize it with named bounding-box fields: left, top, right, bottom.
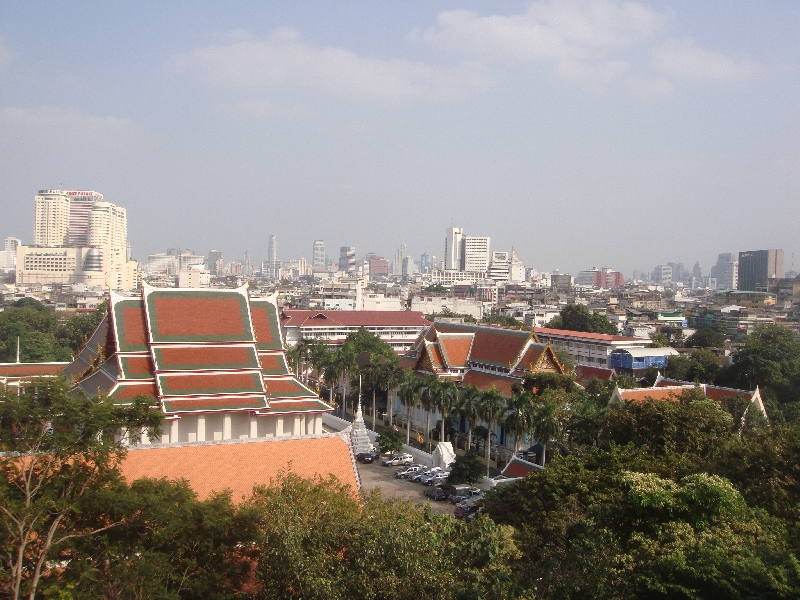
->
left=530, top=390, right=567, bottom=466
left=434, top=379, right=459, bottom=445
left=504, top=390, right=535, bottom=457
left=419, top=376, right=439, bottom=452
left=397, top=371, right=423, bottom=446
left=321, top=351, right=343, bottom=413
left=478, top=386, right=507, bottom=477
left=384, top=364, right=405, bottom=429
left=459, top=384, right=482, bottom=451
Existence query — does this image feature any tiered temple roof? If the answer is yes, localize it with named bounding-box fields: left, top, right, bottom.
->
left=65, top=285, right=330, bottom=417
left=402, top=321, right=564, bottom=394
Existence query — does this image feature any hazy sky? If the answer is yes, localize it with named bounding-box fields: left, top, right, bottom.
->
left=1, top=1, right=799, bottom=276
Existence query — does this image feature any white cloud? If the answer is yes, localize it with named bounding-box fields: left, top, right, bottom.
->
left=170, top=28, right=489, bottom=101
left=416, top=1, right=666, bottom=83
left=653, top=38, right=756, bottom=80
left=0, top=106, right=133, bottom=145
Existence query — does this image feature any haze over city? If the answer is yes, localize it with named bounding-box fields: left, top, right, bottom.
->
left=1, top=1, right=799, bottom=274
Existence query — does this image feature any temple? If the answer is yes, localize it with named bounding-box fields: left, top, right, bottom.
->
left=64, top=284, right=332, bottom=444
left=399, top=321, right=565, bottom=395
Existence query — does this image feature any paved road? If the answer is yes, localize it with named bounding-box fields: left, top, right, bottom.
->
left=357, top=460, right=454, bottom=515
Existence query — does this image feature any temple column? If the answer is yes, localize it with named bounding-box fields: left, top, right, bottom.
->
left=223, top=414, right=232, bottom=440
left=250, top=415, right=258, bottom=439
left=140, top=427, right=151, bottom=445
left=170, top=419, right=179, bottom=444
left=275, top=415, right=284, bottom=437
left=197, top=415, right=206, bottom=442
left=293, top=414, right=302, bottom=437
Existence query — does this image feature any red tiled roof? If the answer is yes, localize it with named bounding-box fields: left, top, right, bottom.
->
left=281, top=310, right=430, bottom=328
left=153, top=346, right=258, bottom=371
left=617, top=388, right=683, bottom=402
left=264, top=378, right=317, bottom=398
left=502, top=457, right=541, bottom=478
left=151, top=297, right=247, bottom=338
left=426, top=342, right=445, bottom=370
left=461, top=371, right=518, bottom=397
left=516, top=345, right=546, bottom=370
left=438, top=336, right=472, bottom=368
left=0, top=363, right=67, bottom=377
left=119, top=355, right=154, bottom=379
left=259, top=354, right=289, bottom=375
left=250, top=300, right=283, bottom=350
left=535, top=327, right=645, bottom=343
left=163, top=395, right=268, bottom=413
left=703, top=386, right=752, bottom=402
left=111, top=380, right=159, bottom=400
left=434, top=322, right=531, bottom=367
left=574, top=365, right=617, bottom=382
left=119, top=436, right=358, bottom=501
left=261, top=399, right=332, bottom=413
left=116, top=304, right=148, bottom=352
left=158, top=372, right=264, bottom=395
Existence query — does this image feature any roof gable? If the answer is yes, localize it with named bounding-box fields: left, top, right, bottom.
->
left=250, top=297, right=284, bottom=350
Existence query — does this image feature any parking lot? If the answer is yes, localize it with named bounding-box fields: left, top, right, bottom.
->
left=356, top=460, right=454, bottom=515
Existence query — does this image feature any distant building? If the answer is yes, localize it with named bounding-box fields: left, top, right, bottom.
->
left=509, top=248, right=526, bottom=282
left=551, top=273, right=572, bottom=293
left=738, top=249, right=784, bottom=292
left=207, top=250, right=222, bottom=275
left=312, top=240, right=326, bottom=270
left=651, top=265, right=672, bottom=286
left=4, top=237, right=21, bottom=269
left=462, top=236, right=490, bottom=273
left=392, top=243, right=408, bottom=277
left=419, top=253, right=431, bottom=272
left=488, top=251, right=510, bottom=282
left=338, top=246, right=356, bottom=274
left=444, top=227, right=463, bottom=270
left=368, top=256, right=389, bottom=280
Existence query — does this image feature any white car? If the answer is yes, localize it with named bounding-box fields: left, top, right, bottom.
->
left=381, top=453, right=413, bottom=467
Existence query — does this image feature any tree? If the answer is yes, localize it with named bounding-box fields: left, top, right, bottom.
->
left=686, top=328, right=727, bottom=348
left=447, top=450, right=485, bottom=485
left=530, top=390, right=569, bottom=466
left=0, top=381, right=162, bottom=600
left=419, top=377, right=438, bottom=451
left=478, top=387, right=506, bottom=476
left=648, top=332, right=669, bottom=348
left=459, top=384, right=482, bottom=452
left=376, top=425, right=404, bottom=453
left=665, top=349, right=721, bottom=383
left=504, top=391, right=535, bottom=456
left=397, top=371, right=424, bottom=446
left=717, top=324, right=800, bottom=405
left=425, top=378, right=459, bottom=447
left=546, top=304, right=618, bottom=335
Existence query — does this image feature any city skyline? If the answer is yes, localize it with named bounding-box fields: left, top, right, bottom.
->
left=1, top=2, right=799, bottom=274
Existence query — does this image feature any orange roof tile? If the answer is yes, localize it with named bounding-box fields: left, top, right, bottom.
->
left=153, top=346, right=258, bottom=371
left=157, top=372, right=264, bottom=395
left=461, top=371, right=518, bottom=397
left=618, top=388, right=683, bottom=402
left=574, top=365, right=617, bottom=382
left=119, top=436, right=358, bottom=501
left=502, top=457, right=541, bottom=478
left=111, top=380, right=158, bottom=400
left=535, top=327, right=644, bottom=343
left=438, top=335, right=472, bottom=368
left=0, top=363, right=67, bottom=377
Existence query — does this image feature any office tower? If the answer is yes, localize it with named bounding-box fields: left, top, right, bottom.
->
left=66, top=190, right=104, bottom=246
left=34, top=190, right=71, bottom=246
left=393, top=243, right=407, bottom=276
left=444, top=227, right=463, bottom=270
left=462, top=236, right=490, bottom=272
left=722, top=261, right=738, bottom=290
left=4, top=237, right=21, bottom=268
left=313, top=240, right=326, bottom=270
left=243, top=251, right=252, bottom=278
left=488, top=251, right=510, bottom=281
left=338, top=246, right=356, bottom=274
left=368, top=256, right=389, bottom=280
left=738, top=249, right=784, bottom=291
left=419, top=253, right=431, bottom=272
left=692, top=262, right=702, bottom=280
left=509, top=248, right=526, bottom=282
left=710, top=253, right=733, bottom=281
left=652, top=265, right=672, bottom=285
left=268, top=233, right=278, bottom=278
left=402, top=256, right=416, bottom=278
left=207, top=250, right=222, bottom=275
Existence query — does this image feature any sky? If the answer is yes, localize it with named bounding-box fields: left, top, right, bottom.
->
left=1, top=1, right=799, bottom=277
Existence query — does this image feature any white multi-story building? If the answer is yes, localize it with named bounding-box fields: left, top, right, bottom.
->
left=722, top=261, right=738, bottom=290
left=312, top=240, right=326, bottom=270
left=462, top=236, right=490, bottom=273
left=509, top=249, right=526, bottom=282
left=444, top=227, right=463, bottom=271
left=488, top=251, right=510, bottom=282
left=4, top=237, right=21, bottom=269
left=66, top=190, right=104, bottom=246
left=34, top=190, right=71, bottom=246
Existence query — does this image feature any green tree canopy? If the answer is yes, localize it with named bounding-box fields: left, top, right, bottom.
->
left=685, top=328, right=727, bottom=348
left=545, top=303, right=618, bottom=335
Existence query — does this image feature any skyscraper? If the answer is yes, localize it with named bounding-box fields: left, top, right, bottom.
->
left=462, top=236, right=490, bottom=272
left=66, top=190, right=104, bottom=246
left=393, top=243, right=407, bottom=277
left=338, top=246, right=356, bottom=274
left=738, top=249, right=784, bottom=291
left=34, top=190, right=71, bottom=246
left=444, top=227, right=463, bottom=270
left=268, top=233, right=278, bottom=278
left=4, top=237, right=21, bottom=269
left=313, top=240, right=326, bottom=270
left=207, top=250, right=222, bottom=275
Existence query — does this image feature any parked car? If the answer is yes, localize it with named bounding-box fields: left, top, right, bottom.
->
left=356, top=453, right=375, bottom=464
left=395, top=465, right=424, bottom=478
left=449, top=485, right=483, bottom=504
left=424, top=487, right=449, bottom=501
left=410, top=467, right=441, bottom=483
left=454, top=499, right=482, bottom=519
left=381, top=453, right=413, bottom=467
left=425, top=472, right=450, bottom=486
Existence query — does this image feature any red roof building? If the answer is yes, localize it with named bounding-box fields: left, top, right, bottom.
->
left=65, top=285, right=332, bottom=445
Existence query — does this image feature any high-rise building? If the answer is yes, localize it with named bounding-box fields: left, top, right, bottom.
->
left=488, top=251, right=510, bottom=282
left=4, top=237, right=21, bottom=269
left=738, top=249, right=784, bottom=291
left=207, top=250, right=222, bottom=275
left=66, top=190, right=104, bottom=246
left=721, top=261, right=738, bottom=290
left=402, top=255, right=416, bottom=278
left=419, top=253, right=431, bottom=273
left=652, top=265, right=672, bottom=286
left=710, top=253, right=733, bottom=282
left=34, top=190, right=71, bottom=246
left=444, top=227, right=463, bottom=270
left=338, top=246, right=356, bottom=274
left=313, top=240, right=326, bottom=270
left=368, top=256, right=389, bottom=280
left=509, top=248, right=526, bottom=282
left=243, top=250, right=252, bottom=278
left=268, top=233, right=278, bottom=278
left=462, top=236, right=490, bottom=273
left=393, top=243, right=408, bottom=277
